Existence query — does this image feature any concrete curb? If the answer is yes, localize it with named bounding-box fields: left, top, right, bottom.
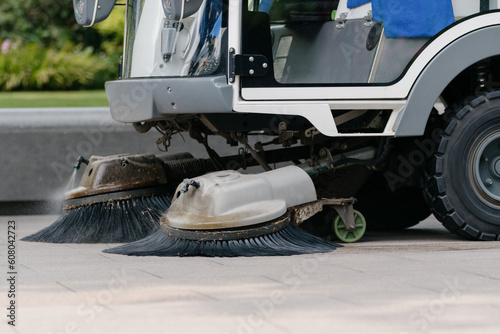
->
left=0, top=107, right=213, bottom=213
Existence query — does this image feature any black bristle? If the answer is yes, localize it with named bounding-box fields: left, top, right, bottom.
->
left=21, top=195, right=172, bottom=243
left=103, top=224, right=340, bottom=257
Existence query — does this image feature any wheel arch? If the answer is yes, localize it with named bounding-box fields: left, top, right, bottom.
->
left=394, top=25, right=500, bottom=136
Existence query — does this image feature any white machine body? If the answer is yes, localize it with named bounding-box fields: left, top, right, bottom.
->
left=166, top=166, right=317, bottom=230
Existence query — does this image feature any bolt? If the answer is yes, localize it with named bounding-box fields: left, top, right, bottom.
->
left=249, top=56, right=254, bottom=62
left=485, top=178, right=493, bottom=187
left=167, top=87, right=172, bottom=92
left=249, top=69, right=255, bottom=75
left=482, top=155, right=489, bottom=162
left=495, top=159, right=500, bottom=175
left=262, top=63, right=268, bottom=69
left=278, top=122, right=287, bottom=132
left=229, top=77, right=234, bottom=83
left=229, top=47, right=235, bottom=53
left=319, top=148, right=328, bottom=158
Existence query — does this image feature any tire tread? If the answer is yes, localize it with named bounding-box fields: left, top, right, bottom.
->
left=426, top=92, right=500, bottom=241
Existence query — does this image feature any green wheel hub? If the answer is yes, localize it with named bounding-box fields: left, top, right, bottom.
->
left=333, top=210, right=366, bottom=243
left=470, top=128, right=500, bottom=209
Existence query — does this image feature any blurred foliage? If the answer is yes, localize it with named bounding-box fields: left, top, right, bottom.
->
left=0, top=0, right=125, bottom=91
left=0, top=43, right=108, bottom=90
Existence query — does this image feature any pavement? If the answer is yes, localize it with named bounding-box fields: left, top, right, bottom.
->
left=1, top=215, right=499, bottom=334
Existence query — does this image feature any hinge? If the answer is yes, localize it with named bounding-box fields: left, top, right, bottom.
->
left=229, top=48, right=269, bottom=83
left=335, top=12, right=347, bottom=29
left=364, top=10, right=374, bottom=27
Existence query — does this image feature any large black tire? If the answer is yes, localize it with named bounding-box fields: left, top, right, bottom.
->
left=355, top=173, right=431, bottom=230
left=426, top=91, right=500, bottom=240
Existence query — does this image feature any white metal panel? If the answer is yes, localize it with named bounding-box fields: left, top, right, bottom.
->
left=130, top=0, right=207, bottom=77
left=228, top=0, right=243, bottom=111
left=167, top=166, right=317, bottom=229
left=452, top=0, right=500, bottom=18
left=239, top=12, right=500, bottom=101
left=130, top=0, right=164, bottom=77
left=452, top=0, right=479, bottom=18
left=234, top=103, right=339, bottom=136
left=233, top=99, right=406, bottom=137
left=491, top=0, right=500, bottom=9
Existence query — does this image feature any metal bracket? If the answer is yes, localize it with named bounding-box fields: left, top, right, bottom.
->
left=229, top=48, right=269, bottom=83
left=364, top=10, right=374, bottom=27
left=232, top=132, right=272, bottom=171
left=290, top=197, right=357, bottom=228
left=335, top=12, right=347, bottom=29
left=305, top=127, right=320, bottom=138
left=333, top=205, right=355, bottom=231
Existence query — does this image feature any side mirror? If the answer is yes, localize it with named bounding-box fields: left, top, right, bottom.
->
left=73, top=0, right=117, bottom=27
left=162, top=0, right=204, bottom=21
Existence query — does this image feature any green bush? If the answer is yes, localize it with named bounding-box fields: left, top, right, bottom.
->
left=0, top=2, right=125, bottom=91
left=0, top=42, right=115, bottom=91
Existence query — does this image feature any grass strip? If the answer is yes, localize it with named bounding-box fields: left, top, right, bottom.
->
left=0, top=90, right=109, bottom=108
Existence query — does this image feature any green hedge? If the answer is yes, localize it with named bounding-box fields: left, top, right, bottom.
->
left=0, top=42, right=118, bottom=91
left=0, top=3, right=124, bottom=91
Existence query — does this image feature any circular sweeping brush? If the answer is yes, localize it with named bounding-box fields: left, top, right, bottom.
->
left=104, top=167, right=340, bottom=257
left=22, top=153, right=208, bottom=243
left=103, top=213, right=339, bottom=257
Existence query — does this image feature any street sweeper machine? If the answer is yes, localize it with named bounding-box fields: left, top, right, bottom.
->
left=23, top=0, right=500, bottom=256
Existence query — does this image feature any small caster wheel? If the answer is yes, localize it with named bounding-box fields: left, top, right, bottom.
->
left=333, top=210, right=366, bottom=243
